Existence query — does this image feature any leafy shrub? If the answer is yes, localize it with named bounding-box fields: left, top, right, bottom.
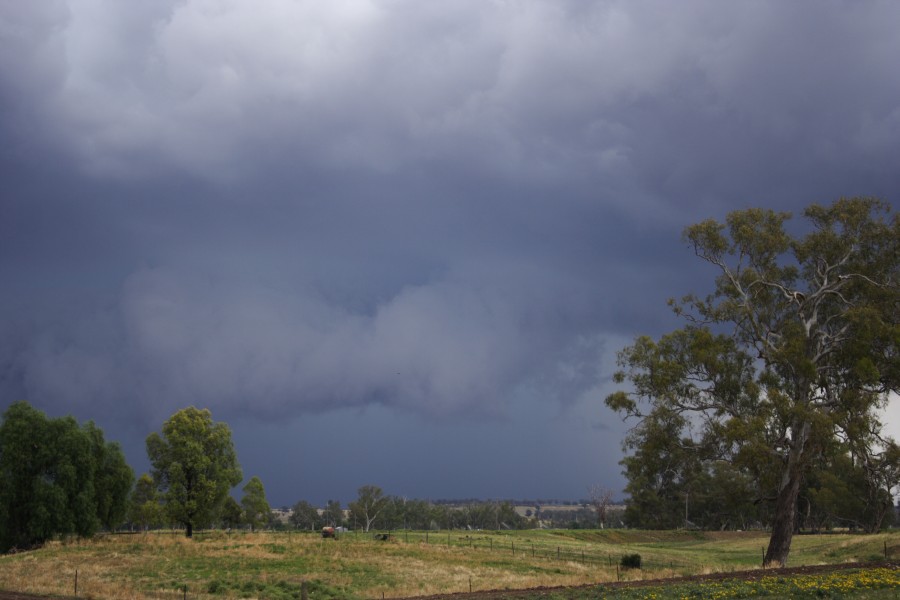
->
left=620, top=553, right=642, bottom=569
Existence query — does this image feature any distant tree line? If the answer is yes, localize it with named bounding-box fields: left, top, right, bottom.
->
left=619, top=419, right=899, bottom=533
left=288, top=487, right=531, bottom=532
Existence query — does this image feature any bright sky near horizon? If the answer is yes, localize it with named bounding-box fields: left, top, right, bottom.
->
left=2, top=0, right=899, bottom=506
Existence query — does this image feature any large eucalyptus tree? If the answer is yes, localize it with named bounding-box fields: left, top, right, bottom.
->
left=607, top=198, right=900, bottom=566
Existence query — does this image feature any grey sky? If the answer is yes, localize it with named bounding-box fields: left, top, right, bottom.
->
left=2, top=0, right=899, bottom=506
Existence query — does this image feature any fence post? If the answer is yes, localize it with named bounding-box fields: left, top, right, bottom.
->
left=301, top=580, right=308, bottom=600
left=74, top=569, right=78, bottom=597
left=885, top=540, right=888, bottom=559
left=761, top=547, right=765, bottom=568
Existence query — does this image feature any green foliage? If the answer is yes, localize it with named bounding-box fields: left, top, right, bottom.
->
left=607, top=198, right=900, bottom=565
left=348, top=485, right=388, bottom=532
left=620, top=553, right=641, bottom=569
left=86, top=422, right=135, bottom=531
left=220, top=496, right=243, bottom=529
left=129, top=473, right=164, bottom=530
left=146, top=407, right=242, bottom=537
left=322, top=499, right=344, bottom=527
left=0, top=401, right=133, bottom=552
left=289, top=500, right=322, bottom=530
left=205, top=577, right=353, bottom=600
left=241, top=476, right=271, bottom=531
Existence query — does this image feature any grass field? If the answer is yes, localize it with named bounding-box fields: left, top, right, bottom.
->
left=0, top=529, right=898, bottom=600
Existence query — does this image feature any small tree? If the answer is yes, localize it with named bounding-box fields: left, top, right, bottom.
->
left=588, top=485, right=615, bottom=529
left=289, top=500, right=322, bottom=530
left=146, top=407, right=242, bottom=537
left=86, top=422, right=134, bottom=531
left=129, top=473, right=163, bottom=531
left=323, top=499, right=344, bottom=527
left=241, top=476, right=271, bottom=532
left=221, top=497, right=243, bottom=529
left=348, top=485, right=388, bottom=532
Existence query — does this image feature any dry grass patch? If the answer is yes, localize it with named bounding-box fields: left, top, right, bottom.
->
left=2, top=530, right=899, bottom=599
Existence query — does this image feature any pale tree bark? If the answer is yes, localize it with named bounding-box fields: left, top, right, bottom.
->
left=588, top=485, right=614, bottom=529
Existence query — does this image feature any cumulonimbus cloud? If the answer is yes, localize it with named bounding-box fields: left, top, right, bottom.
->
left=4, top=0, right=898, bottom=198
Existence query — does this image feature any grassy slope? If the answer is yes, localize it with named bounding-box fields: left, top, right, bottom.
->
left=0, top=529, right=897, bottom=600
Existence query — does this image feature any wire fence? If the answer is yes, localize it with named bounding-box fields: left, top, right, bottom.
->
left=321, top=528, right=900, bottom=575
left=40, top=530, right=900, bottom=599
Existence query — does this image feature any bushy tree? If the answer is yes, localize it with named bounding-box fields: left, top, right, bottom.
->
left=323, top=499, right=343, bottom=527
left=0, top=402, right=133, bottom=552
left=220, top=496, right=243, bottom=529
left=289, top=500, right=321, bottom=530
left=607, top=198, right=900, bottom=566
left=348, top=485, right=388, bottom=532
left=129, top=473, right=163, bottom=531
left=146, top=407, right=242, bottom=537
left=240, top=476, right=270, bottom=532
left=86, top=422, right=134, bottom=531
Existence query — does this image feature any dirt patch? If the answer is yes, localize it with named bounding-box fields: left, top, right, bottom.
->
left=0, top=593, right=75, bottom=600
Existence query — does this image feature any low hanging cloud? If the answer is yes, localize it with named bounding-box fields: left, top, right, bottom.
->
left=4, top=265, right=606, bottom=424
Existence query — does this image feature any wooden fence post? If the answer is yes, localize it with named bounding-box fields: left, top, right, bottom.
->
left=74, top=569, right=78, bottom=597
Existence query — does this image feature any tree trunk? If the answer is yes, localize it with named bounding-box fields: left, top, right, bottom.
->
left=186, top=522, right=193, bottom=538
left=764, top=421, right=810, bottom=567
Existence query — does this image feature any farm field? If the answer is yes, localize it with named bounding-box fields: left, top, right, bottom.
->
left=0, top=529, right=898, bottom=600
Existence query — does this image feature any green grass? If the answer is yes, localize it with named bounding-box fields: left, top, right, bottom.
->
left=501, top=566, right=900, bottom=599
left=0, top=529, right=898, bottom=599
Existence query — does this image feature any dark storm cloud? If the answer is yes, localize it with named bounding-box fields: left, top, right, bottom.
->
left=2, top=1, right=900, bottom=500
